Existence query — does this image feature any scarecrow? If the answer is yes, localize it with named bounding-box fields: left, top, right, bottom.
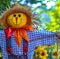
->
left=0, top=3, right=60, bottom=59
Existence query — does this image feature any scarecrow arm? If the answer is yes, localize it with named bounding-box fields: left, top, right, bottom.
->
left=28, top=30, right=56, bottom=53
left=28, top=30, right=56, bottom=42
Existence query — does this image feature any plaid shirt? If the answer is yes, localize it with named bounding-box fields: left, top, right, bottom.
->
left=0, top=30, right=56, bottom=59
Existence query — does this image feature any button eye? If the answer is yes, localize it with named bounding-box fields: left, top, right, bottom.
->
left=13, top=14, right=16, bottom=17
left=18, top=14, right=21, bottom=17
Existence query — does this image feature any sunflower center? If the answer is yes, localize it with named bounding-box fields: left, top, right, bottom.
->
left=53, top=52, right=58, bottom=56
left=41, top=52, right=45, bottom=56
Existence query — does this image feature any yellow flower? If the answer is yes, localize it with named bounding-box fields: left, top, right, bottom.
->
left=34, top=46, right=44, bottom=52
left=52, top=51, right=58, bottom=58
left=41, top=58, right=47, bottom=59
left=37, top=46, right=44, bottom=50
left=34, top=54, right=38, bottom=58
left=46, top=45, right=52, bottom=48
left=0, top=52, right=2, bottom=57
left=39, top=50, right=48, bottom=59
left=58, top=51, right=60, bottom=55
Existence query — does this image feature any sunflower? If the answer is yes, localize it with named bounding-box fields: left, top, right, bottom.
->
left=52, top=51, right=58, bottom=58
left=34, top=54, right=38, bottom=58
left=46, top=45, right=52, bottom=48
left=34, top=46, right=44, bottom=52
left=37, top=46, right=44, bottom=50
left=39, top=50, right=48, bottom=59
left=34, top=46, right=39, bottom=52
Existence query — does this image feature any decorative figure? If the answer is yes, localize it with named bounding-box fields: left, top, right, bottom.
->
left=0, top=3, right=60, bottom=59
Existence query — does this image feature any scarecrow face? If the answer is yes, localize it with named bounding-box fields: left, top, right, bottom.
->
left=7, top=13, right=27, bottom=28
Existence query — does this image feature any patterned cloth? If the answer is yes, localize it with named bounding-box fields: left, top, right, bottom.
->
left=0, top=30, right=56, bottom=59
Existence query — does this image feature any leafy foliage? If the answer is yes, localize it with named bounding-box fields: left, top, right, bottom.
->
left=45, top=2, right=60, bottom=32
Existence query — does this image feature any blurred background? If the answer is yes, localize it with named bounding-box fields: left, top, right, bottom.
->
left=0, top=0, right=60, bottom=32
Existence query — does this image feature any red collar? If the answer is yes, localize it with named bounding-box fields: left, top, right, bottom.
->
left=4, top=25, right=34, bottom=47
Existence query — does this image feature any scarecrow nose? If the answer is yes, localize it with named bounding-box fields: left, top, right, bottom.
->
left=16, top=17, right=18, bottom=22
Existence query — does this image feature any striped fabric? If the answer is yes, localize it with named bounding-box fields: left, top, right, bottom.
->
left=0, top=30, right=56, bottom=59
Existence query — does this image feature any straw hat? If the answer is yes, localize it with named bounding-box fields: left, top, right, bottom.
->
left=1, top=3, right=32, bottom=28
